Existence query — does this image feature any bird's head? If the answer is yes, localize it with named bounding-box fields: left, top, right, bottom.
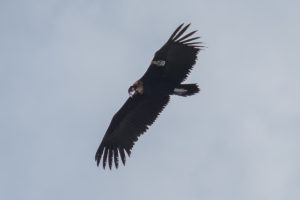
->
left=128, top=80, right=143, bottom=98
left=128, top=85, right=136, bottom=97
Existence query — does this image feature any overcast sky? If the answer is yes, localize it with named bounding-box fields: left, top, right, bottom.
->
left=1, top=0, right=300, bottom=200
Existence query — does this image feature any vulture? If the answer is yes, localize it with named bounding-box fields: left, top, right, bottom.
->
left=95, top=23, right=203, bottom=169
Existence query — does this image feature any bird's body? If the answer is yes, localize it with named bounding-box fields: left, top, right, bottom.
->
left=141, top=78, right=173, bottom=96
left=95, top=23, right=203, bottom=169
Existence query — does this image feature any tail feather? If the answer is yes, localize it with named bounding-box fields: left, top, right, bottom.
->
left=173, top=83, right=200, bottom=97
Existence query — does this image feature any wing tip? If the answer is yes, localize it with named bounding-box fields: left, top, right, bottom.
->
left=168, top=23, right=202, bottom=49
left=95, top=144, right=131, bottom=170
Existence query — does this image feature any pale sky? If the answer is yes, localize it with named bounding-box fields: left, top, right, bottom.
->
left=1, top=0, right=300, bottom=200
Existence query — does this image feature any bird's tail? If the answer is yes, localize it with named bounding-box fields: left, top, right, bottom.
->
left=173, top=83, right=200, bottom=97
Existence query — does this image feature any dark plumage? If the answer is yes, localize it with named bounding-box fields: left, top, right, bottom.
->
left=95, top=23, right=204, bottom=169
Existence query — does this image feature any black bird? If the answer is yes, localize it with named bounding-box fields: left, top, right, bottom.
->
left=95, top=23, right=203, bottom=169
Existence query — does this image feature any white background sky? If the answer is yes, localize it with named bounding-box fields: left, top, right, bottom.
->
left=1, top=0, right=300, bottom=199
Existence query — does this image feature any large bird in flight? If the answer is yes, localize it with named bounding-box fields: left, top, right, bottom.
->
left=95, top=23, right=203, bottom=169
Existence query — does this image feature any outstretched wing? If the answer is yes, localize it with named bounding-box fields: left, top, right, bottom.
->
left=142, top=23, right=203, bottom=84
left=95, top=94, right=170, bottom=169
